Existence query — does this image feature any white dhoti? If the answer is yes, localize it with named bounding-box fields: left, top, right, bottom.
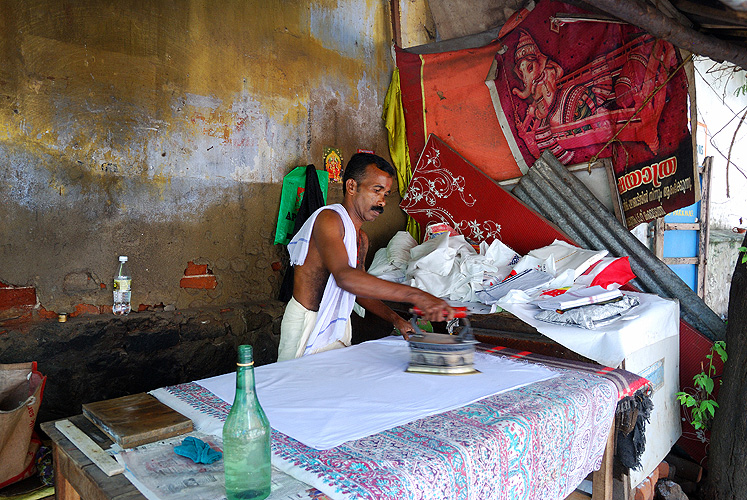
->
left=278, top=296, right=352, bottom=361
left=279, top=204, right=357, bottom=360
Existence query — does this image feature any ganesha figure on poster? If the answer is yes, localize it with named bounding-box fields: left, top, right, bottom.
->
left=510, top=29, right=677, bottom=165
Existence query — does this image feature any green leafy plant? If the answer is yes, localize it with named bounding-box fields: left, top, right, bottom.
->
left=677, top=341, right=727, bottom=431
left=739, top=246, right=747, bottom=265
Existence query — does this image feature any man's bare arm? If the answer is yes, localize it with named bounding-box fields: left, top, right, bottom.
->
left=356, top=297, right=415, bottom=339
left=353, top=231, right=415, bottom=338
left=313, top=210, right=454, bottom=322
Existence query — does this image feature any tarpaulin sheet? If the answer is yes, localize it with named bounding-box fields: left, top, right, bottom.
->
left=395, top=42, right=522, bottom=182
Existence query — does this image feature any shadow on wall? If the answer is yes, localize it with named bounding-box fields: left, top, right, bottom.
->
left=1, top=302, right=285, bottom=423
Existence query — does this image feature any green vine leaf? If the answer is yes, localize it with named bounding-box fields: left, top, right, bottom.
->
left=676, top=341, right=726, bottom=432
left=714, top=340, right=728, bottom=363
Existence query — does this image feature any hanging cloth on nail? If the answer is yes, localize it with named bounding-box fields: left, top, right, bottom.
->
left=278, top=165, right=327, bottom=302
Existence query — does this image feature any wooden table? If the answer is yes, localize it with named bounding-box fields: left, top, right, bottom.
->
left=41, top=415, right=145, bottom=500
left=42, top=397, right=613, bottom=500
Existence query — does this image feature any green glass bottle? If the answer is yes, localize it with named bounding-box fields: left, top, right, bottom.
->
left=223, top=345, right=271, bottom=500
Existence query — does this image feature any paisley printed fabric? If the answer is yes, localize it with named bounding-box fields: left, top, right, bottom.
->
left=158, top=343, right=645, bottom=500
left=269, top=371, right=616, bottom=500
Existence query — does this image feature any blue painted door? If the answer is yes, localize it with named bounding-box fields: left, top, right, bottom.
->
left=663, top=199, right=700, bottom=291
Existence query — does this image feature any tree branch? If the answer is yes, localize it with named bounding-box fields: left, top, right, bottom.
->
left=582, top=0, right=747, bottom=69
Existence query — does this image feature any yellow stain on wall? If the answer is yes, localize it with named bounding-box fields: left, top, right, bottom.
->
left=0, top=0, right=393, bottom=189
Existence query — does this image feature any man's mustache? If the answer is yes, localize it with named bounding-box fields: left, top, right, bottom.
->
left=372, top=206, right=384, bottom=214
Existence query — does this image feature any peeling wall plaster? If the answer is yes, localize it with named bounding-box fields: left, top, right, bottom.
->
left=0, top=0, right=404, bottom=312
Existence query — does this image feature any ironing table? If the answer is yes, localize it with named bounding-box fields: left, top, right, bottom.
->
left=147, top=337, right=650, bottom=500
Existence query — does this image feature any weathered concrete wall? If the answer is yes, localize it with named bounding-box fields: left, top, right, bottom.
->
left=694, top=59, right=747, bottom=231
left=706, top=229, right=745, bottom=320
left=1, top=301, right=286, bottom=422
left=0, top=0, right=403, bottom=315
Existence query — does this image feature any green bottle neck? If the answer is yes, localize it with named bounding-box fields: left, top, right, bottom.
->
left=234, top=363, right=257, bottom=405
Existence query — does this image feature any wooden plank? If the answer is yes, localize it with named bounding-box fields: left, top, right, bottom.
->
left=53, top=436, right=142, bottom=500
left=665, top=222, right=700, bottom=231
left=82, top=393, right=192, bottom=449
left=44, top=420, right=145, bottom=500
left=55, top=420, right=124, bottom=477
left=566, top=491, right=592, bottom=500
left=698, top=157, right=713, bottom=299
left=52, top=444, right=81, bottom=500
left=69, top=414, right=116, bottom=450
left=591, top=422, right=615, bottom=500
left=663, top=257, right=699, bottom=265
left=602, top=158, right=625, bottom=225
left=654, top=218, right=665, bottom=260
left=43, top=421, right=96, bottom=472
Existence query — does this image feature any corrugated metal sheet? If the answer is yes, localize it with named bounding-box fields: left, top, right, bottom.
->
left=513, top=150, right=726, bottom=341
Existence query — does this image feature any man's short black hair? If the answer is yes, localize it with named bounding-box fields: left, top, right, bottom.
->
left=342, top=153, right=395, bottom=187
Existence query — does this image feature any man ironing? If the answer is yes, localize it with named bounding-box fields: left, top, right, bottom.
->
left=277, top=153, right=456, bottom=361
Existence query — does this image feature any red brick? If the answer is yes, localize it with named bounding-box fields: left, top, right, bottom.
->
left=180, top=275, right=218, bottom=289
left=633, top=466, right=661, bottom=500
left=184, top=261, right=209, bottom=276
left=37, top=306, right=58, bottom=320
left=633, top=477, right=653, bottom=500
left=70, top=303, right=100, bottom=317
left=657, top=461, right=670, bottom=480
left=0, top=286, right=37, bottom=311
left=271, top=261, right=282, bottom=271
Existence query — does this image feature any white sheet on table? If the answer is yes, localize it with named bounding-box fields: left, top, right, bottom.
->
left=499, top=291, right=679, bottom=367
left=195, top=337, right=558, bottom=450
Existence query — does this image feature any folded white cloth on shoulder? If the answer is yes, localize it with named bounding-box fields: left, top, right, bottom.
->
left=287, top=204, right=357, bottom=355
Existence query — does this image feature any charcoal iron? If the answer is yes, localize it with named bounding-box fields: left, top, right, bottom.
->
left=406, top=308, right=479, bottom=375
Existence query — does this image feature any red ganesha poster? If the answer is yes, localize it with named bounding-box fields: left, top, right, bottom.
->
left=486, top=0, right=697, bottom=227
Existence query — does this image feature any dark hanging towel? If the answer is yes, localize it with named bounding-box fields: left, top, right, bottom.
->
left=278, top=165, right=326, bottom=302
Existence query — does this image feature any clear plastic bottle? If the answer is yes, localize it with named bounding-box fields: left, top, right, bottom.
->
left=223, top=345, right=271, bottom=500
left=112, top=256, right=131, bottom=315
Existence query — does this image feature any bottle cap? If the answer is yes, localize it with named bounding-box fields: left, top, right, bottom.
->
left=119, top=256, right=128, bottom=262
left=237, top=345, right=253, bottom=364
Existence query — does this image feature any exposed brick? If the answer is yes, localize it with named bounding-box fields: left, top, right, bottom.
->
left=0, top=310, right=33, bottom=325
left=37, top=306, right=58, bottom=320
left=180, top=275, right=218, bottom=289
left=657, top=461, right=671, bottom=480
left=184, top=261, right=209, bottom=276
left=0, top=286, right=37, bottom=311
left=633, top=465, right=662, bottom=500
left=70, top=303, right=100, bottom=317
left=633, top=477, right=654, bottom=500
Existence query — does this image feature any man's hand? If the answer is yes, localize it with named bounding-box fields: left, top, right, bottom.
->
left=393, top=315, right=415, bottom=340
left=412, top=292, right=455, bottom=323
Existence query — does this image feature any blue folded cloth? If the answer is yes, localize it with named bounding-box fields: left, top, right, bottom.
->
left=174, top=436, right=223, bottom=464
